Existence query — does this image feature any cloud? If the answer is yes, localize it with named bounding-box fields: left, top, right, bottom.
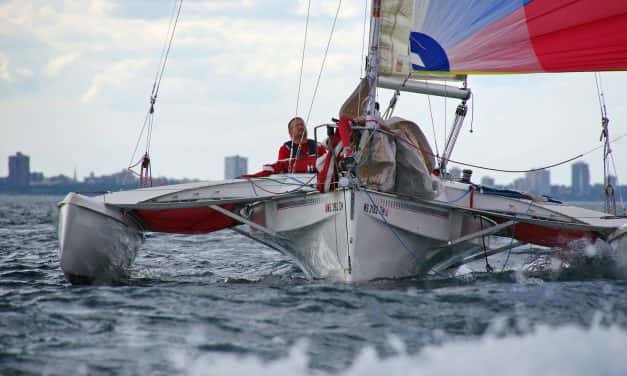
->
left=44, top=52, right=81, bottom=77
left=296, top=0, right=360, bottom=19
left=0, top=53, right=10, bottom=81
left=183, top=0, right=255, bottom=13
left=0, top=0, right=32, bottom=32
left=15, top=67, right=34, bottom=78
left=82, top=58, right=150, bottom=103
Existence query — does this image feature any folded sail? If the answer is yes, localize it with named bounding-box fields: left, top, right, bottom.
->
left=379, top=0, right=627, bottom=77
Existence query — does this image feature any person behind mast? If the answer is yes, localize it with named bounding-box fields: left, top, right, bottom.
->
left=276, top=116, right=326, bottom=173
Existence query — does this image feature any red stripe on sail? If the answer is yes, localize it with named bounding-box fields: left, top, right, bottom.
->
left=447, top=7, right=542, bottom=73
left=524, top=0, right=627, bottom=72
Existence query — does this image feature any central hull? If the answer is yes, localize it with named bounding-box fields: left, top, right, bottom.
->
left=250, top=189, right=483, bottom=282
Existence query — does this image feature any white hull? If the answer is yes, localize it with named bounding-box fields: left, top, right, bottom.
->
left=250, top=189, right=484, bottom=282
left=58, top=193, right=143, bottom=284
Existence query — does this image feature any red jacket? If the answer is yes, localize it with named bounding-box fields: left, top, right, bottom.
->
left=276, top=140, right=327, bottom=173
left=244, top=140, right=327, bottom=178
left=278, top=139, right=326, bottom=160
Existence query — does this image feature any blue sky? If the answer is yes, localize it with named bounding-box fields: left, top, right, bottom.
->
left=2, top=0, right=627, bottom=187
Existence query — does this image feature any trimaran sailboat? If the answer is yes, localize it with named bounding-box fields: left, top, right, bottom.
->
left=58, top=0, right=627, bottom=284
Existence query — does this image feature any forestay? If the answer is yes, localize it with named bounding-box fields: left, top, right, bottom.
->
left=378, top=0, right=627, bottom=78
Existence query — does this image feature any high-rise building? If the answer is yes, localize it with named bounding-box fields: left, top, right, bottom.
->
left=608, top=175, right=618, bottom=187
left=8, top=152, right=30, bottom=187
left=511, top=177, right=528, bottom=191
left=526, top=169, right=550, bottom=195
left=224, top=155, right=248, bottom=179
left=448, top=167, right=461, bottom=180
left=481, top=176, right=495, bottom=187
left=571, top=162, right=590, bottom=197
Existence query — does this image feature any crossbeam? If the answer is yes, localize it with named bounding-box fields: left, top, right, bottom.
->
left=209, top=204, right=282, bottom=238
left=435, top=241, right=525, bottom=272
left=443, top=220, right=516, bottom=248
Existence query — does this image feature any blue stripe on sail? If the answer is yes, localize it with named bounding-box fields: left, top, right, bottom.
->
left=410, top=32, right=450, bottom=71
left=420, top=0, right=533, bottom=49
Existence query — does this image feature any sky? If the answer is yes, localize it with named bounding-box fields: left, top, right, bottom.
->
left=1, top=0, right=627, bottom=187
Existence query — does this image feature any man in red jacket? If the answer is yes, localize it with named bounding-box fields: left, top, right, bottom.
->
left=276, top=117, right=326, bottom=173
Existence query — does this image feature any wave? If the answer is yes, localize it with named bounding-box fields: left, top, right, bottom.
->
left=167, top=321, right=627, bottom=376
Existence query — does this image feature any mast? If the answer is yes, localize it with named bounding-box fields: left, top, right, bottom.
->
left=365, top=0, right=381, bottom=127
left=352, top=0, right=382, bottom=167
left=596, top=73, right=617, bottom=215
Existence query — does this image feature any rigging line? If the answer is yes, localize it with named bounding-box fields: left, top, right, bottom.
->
left=288, top=131, right=307, bottom=175
left=502, top=200, right=532, bottom=272
left=342, top=189, right=351, bottom=271
left=500, top=224, right=517, bottom=272
left=445, top=152, right=583, bottom=174
left=127, top=0, right=183, bottom=168
left=594, top=72, right=607, bottom=119
left=360, top=0, right=368, bottom=78
left=442, top=132, right=627, bottom=174
left=362, top=189, right=420, bottom=261
left=306, top=0, right=342, bottom=123
left=152, top=0, right=179, bottom=96
left=443, top=81, right=447, bottom=146
left=479, top=217, right=494, bottom=273
left=153, top=0, right=183, bottom=101
left=295, top=0, right=311, bottom=116
left=361, top=187, right=447, bottom=278
left=609, top=152, right=626, bottom=212
left=128, top=111, right=151, bottom=167
left=471, top=92, right=475, bottom=131
left=427, top=93, right=439, bottom=157
left=446, top=188, right=471, bottom=204
left=375, top=121, right=627, bottom=174
left=243, top=174, right=316, bottom=195
left=355, top=0, right=369, bottom=117
left=147, top=116, right=153, bottom=154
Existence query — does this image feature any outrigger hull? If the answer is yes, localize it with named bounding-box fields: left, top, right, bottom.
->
left=56, top=176, right=317, bottom=284
left=58, top=193, right=143, bottom=284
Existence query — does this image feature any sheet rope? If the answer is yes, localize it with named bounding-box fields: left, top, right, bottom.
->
left=376, top=126, right=627, bottom=174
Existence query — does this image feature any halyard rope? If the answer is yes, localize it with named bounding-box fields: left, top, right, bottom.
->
left=305, top=0, right=342, bottom=123
left=295, top=0, right=311, bottom=116
left=126, top=0, right=183, bottom=183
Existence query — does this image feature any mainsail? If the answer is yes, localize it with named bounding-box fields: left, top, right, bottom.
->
left=379, top=0, right=627, bottom=78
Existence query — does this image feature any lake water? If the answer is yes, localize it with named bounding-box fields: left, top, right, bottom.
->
left=1, top=195, right=627, bottom=375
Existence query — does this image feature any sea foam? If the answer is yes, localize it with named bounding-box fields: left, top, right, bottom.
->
left=169, top=323, right=627, bottom=376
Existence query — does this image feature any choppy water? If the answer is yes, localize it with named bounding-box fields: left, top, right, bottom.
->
left=2, top=195, right=627, bottom=375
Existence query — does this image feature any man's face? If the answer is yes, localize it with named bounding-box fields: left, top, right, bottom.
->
left=289, top=119, right=307, bottom=143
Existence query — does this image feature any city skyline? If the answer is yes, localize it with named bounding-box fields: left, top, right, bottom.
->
left=1, top=150, right=621, bottom=190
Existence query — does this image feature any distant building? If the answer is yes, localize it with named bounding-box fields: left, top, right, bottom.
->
left=8, top=152, right=30, bottom=187
left=44, top=174, right=74, bottom=185
left=481, top=176, right=495, bottom=187
left=572, top=162, right=590, bottom=197
left=510, top=177, right=528, bottom=192
left=84, top=170, right=136, bottom=186
left=30, top=172, right=44, bottom=183
left=608, top=175, right=618, bottom=187
left=224, top=155, right=248, bottom=179
left=448, top=167, right=461, bottom=180
left=526, top=169, right=550, bottom=195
